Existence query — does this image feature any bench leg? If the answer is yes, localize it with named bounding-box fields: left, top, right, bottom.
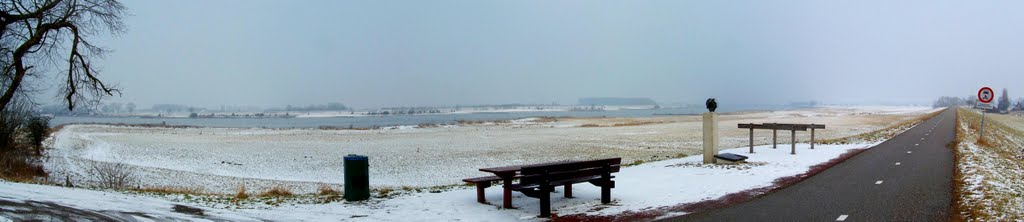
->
left=601, top=185, right=611, bottom=204
left=564, top=184, right=572, bottom=198
left=502, top=177, right=513, bottom=208
left=539, top=188, right=551, bottom=217
left=476, top=183, right=487, bottom=204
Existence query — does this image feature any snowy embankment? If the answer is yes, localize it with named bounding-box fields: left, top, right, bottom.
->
left=1, top=142, right=874, bottom=221
left=953, top=108, right=1024, bottom=221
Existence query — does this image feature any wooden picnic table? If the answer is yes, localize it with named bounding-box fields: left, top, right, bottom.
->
left=479, top=160, right=584, bottom=209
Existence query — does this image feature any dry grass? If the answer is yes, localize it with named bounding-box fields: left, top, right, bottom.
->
left=417, top=123, right=439, bottom=128
left=456, top=120, right=483, bottom=125
left=951, top=107, right=1024, bottom=220
left=611, top=121, right=663, bottom=127
left=820, top=108, right=945, bottom=144
left=950, top=109, right=971, bottom=222
left=577, top=120, right=664, bottom=128
left=235, top=183, right=249, bottom=199
left=0, top=147, right=47, bottom=182
left=259, top=185, right=293, bottom=197
left=533, top=117, right=559, bottom=123
left=318, top=184, right=340, bottom=196
left=376, top=186, right=395, bottom=198
left=136, top=186, right=206, bottom=195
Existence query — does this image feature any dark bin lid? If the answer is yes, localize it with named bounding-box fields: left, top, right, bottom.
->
left=344, top=154, right=368, bottom=161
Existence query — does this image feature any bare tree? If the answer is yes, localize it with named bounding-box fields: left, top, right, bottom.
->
left=0, top=0, right=127, bottom=113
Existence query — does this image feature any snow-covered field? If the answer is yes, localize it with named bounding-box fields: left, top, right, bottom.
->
left=43, top=106, right=938, bottom=194
left=2, top=142, right=875, bottom=221
left=953, top=108, right=1024, bottom=220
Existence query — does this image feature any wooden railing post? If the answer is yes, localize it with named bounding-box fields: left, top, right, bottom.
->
left=749, top=126, right=754, bottom=153
left=811, top=126, right=816, bottom=149
left=772, top=127, right=777, bottom=149
left=791, top=129, right=796, bottom=155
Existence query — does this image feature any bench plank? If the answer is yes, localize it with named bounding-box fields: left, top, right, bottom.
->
left=462, top=176, right=502, bottom=183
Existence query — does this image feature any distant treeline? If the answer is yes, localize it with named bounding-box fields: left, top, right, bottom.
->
left=578, top=97, right=657, bottom=106
left=934, top=88, right=1023, bottom=111
left=268, top=103, right=349, bottom=112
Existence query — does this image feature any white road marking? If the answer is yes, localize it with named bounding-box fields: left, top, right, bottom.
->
left=907, top=151, right=913, bottom=154
left=875, top=180, right=883, bottom=185
left=895, top=162, right=901, bottom=165
left=921, top=138, right=925, bottom=140
left=925, top=134, right=929, bottom=136
left=915, top=144, right=919, bottom=146
left=837, top=215, right=849, bottom=221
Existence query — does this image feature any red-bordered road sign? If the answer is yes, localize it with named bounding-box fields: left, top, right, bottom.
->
left=979, top=87, right=994, bottom=103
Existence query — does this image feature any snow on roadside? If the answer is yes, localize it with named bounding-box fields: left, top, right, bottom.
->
left=3, top=142, right=873, bottom=221
left=953, top=108, right=1024, bottom=220
left=555, top=143, right=875, bottom=217
left=0, top=181, right=259, bottom=221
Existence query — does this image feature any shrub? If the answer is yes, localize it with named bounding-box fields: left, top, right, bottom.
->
left=318, top=184, right=340, bottom=196
left=25, top=116, right=51, bottom=154
left=90, top=161, right=138, bottom=189
left=0, top=149, right=47, bottom=182
left=236, top=184, right=249, bottom=199
left=0, top=100, right=30, bottom=152
left=260, top=185, right=293, bottom=197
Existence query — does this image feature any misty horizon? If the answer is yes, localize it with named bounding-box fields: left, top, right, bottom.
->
left=32, top=0, right=1024, bottom=109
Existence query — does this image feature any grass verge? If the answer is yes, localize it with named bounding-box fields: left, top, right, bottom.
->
left=951, top=107, right=1024, bottom=221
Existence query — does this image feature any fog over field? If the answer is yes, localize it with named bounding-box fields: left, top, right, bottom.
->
left=51, top=0, right=1024, bottom=109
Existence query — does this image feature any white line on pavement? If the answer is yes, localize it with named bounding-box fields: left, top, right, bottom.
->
left=895, top=162, right=901, bottom=165
left=837, top=215, right=849, bottom=221
left=875, top=180, right=884, bottom=185
left=907, top=151, right=913, bottom=154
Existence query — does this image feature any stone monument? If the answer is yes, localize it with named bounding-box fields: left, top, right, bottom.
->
left=703, top=98, right=719, bottom=164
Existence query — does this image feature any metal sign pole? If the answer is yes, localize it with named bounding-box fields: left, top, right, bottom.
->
left=981, top=111, right=986, bottom=140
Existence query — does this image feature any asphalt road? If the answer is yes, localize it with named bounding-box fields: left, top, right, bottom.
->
left=666, top=108, right=955, bottom=222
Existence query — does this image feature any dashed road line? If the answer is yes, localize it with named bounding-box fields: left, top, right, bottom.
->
left=907, top=151, right=913, bottom=154
left=875, top=180, right=884, bottom=185
left=895, top=162, right=901, bottom=166
left=836, top=215, right=849, bottom=221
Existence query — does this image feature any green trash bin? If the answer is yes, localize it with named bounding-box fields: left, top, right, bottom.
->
left=343, top=154, right=370, bottom=201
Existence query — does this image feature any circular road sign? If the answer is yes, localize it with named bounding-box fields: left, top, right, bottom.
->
left=979, top=87, right=994, bottom=103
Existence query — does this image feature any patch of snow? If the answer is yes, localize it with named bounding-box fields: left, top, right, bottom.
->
left=8, top=142, right=873, bottom=221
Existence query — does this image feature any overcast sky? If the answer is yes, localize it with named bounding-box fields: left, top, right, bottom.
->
left=71, top=0, right=1024, bottom=109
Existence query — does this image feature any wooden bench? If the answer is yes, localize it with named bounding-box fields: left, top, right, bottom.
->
left=512, top=158, right=621, bottom=217
left=462, top=175, right=504, bottom=204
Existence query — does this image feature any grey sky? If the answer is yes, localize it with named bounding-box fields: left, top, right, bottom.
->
left=76, top=0, right=1024, bottom=108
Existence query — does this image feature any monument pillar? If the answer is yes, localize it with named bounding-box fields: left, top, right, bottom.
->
left=703, top=112, right=719, bottom=164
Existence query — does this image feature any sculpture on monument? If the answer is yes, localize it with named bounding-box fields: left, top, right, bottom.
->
left=703, top=98, right=719, bottom=164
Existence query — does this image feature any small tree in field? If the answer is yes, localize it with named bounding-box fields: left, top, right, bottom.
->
left=998, top=88, right=1011, bottom=111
